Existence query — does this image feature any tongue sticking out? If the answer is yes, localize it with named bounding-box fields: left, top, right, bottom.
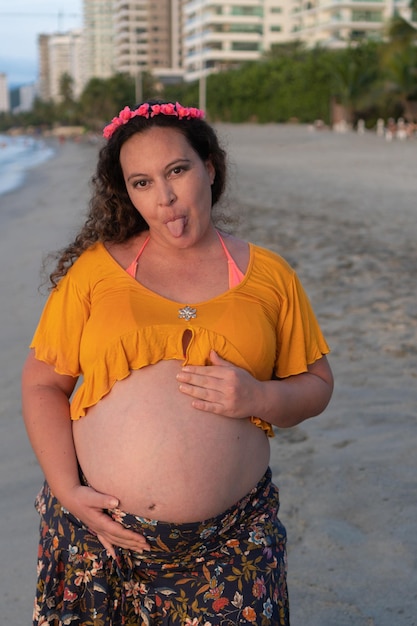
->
left=166, top=217, right=186, bottom=238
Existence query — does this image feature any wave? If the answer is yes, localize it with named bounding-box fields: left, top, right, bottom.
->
left=0, top=134, right=55, bottom=197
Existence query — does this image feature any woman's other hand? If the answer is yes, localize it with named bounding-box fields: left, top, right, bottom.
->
left=62, top=484, right=151, bottom=558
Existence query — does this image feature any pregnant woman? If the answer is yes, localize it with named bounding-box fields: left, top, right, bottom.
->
left=22, top=100, right=333, bottom=625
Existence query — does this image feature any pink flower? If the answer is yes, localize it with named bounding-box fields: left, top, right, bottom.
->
left=189, top=107, right=204, bottom=119
left=150, top=104, right=162, bottom=117
left=252, top=576, right=267, bottom=599
left=63, top=587, right=78, bottom=602
left=103, top=117, right=122, bottom=139
left=160, top=103, right=177, bottom=116
left=135, top=103, right=150, bottom=118
left=175, top=103, right=189, bottom=119
left=119, top=106, right=133, bottom=123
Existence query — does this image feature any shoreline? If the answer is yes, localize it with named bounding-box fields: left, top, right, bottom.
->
left=0, top=126, right=416, bottom=625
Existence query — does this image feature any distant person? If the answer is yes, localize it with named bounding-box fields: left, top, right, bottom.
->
left=22, top=100, right=333, bottom=625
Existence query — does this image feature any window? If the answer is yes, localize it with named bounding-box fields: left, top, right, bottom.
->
left=351, top=10, right=383, bottom=22
left=230, top=24, right=263, bottom=33
left=231, top=6, right=263, bottom=17
left=232, top=42, right=259, bottom=51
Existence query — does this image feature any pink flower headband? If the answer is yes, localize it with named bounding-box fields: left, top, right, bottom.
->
left=103, top=102, right=205, bottom=139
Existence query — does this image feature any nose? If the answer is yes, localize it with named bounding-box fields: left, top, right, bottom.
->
left=157, top=180, right=176, bottom=206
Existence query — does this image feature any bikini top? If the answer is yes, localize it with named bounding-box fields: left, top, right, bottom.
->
left=126, top=230, right=245, bottom=288
left=30, top=237, right=330, bottom=437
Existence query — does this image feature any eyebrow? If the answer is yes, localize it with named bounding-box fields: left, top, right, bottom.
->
left=127, top=158, right=192, bottom=182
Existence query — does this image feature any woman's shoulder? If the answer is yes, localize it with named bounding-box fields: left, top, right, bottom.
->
left=220, top=231, right=250, bottom=269
left=221, top=231, right=295, bottom=276
left=71, top=241, right=107, bottom=270
left=251, top=243, right=294, bottom=271
left=221, top=233, right=295, bottom=292
left=56, top=242, right=109, bottom=289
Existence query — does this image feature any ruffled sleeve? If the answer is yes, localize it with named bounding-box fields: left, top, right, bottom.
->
left=30, top=271, right=90, bottom=378
left=274, top=270, right=329, bottom=379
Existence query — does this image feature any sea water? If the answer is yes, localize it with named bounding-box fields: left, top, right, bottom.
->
left=0, top=134, right=55, bottom=197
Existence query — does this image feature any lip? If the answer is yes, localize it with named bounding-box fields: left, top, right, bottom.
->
left=163, top=215, right=187, bottom=225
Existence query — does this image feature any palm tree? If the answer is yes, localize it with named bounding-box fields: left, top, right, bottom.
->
left=381, top=9, right=417, bottom=121
left=382, top=46, right=417, bottom=120
left=330, top=43, right=381, bottom=124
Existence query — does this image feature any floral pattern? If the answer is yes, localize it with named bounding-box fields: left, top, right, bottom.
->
left=33, top=469, right=289, bottom=625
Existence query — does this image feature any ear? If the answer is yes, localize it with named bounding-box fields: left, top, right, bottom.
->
left=205, top=159, right=216, bottom=185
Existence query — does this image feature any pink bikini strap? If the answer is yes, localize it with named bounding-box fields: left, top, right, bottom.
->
left=125, top=235, right=150, bottom=277
left=126, top=231, right=244, bottom=287
left=216, top=231, right=245, bottom=288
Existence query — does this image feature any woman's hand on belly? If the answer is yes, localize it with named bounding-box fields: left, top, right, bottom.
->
left=64, top=484, right=151, bottom=558
left=177, top=350, right=261, bottom=418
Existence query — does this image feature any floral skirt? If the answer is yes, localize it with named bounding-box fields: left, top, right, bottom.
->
left=33, top=468, right=289, bottom=625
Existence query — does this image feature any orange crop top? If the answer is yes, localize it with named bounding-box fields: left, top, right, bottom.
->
left=30, top=237, right=329, bottom=437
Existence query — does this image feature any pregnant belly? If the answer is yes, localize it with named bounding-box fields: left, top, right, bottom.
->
left=72, top=360, right=270, bottom=522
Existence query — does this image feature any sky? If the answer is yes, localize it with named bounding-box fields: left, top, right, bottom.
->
left=0, top=1, right=82, bottom=87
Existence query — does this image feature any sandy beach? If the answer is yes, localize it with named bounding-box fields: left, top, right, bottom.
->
left=0, top=126, right=416, bottom=625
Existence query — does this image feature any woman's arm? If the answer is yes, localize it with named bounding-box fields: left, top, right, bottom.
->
left=254, top=355, right=333, bottom=428
left=177, top=351, right=333, bottom=428
left=22, top=350, right=150, bottom=555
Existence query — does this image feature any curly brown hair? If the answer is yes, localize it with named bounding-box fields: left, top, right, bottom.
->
left=47, top=101, right=228, bottom=288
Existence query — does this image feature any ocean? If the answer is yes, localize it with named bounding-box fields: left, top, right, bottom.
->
left=0, top=134, right=55, bottom=197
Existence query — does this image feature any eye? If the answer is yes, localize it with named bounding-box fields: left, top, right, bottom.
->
left=171, top=166, right=183, bottom=175
left=133, top=179, right=148, bottom=189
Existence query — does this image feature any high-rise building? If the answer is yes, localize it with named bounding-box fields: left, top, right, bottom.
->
left=38, top=31, right=84, bottom=102
left=113, top=0, right=183, bottom=83
left=182, top=0, right=288, bottom=83
left=286, top=0, right=416, bottom=48
left=83, top=0, right=115, bottom=81
left=182, top=0, right=417, bottom=81
left=0, top=73, right=10, bottom=113
left=38, top=35, right=51, bottom=102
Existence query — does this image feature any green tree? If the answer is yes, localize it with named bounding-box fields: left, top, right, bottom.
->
left=382, top=45, right=417, bottom=120
left=329, top=42, right=381, bottom=123
left=380, top=11, right=417, bottom=120
left=411, top=0, right=417, bottom=22
left=56, top=72, right=80, bottom=125
left=79, top=73, right=136, bottom=130
left=59, top=72, right=74, bottom=103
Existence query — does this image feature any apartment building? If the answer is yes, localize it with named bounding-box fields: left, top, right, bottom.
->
left=83, top=0, right=115, bottom=80
left=287, top=0, right=416, bottom=48
left=0, top=73, right=10, bottom=113
left=113, top=0, right=183, bottom=83
left=182, top=0, right=288, bottom=82
left=38, top=31, right=84, bottom=102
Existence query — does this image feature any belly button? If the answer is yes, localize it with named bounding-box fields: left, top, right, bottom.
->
left=148, top=503, right=156, bottom=511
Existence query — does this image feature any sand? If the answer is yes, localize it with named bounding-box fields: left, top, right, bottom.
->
left=0, top=126, right=416, bottom=625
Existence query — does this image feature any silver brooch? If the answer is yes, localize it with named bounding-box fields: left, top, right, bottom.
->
left=178, top=305, right=197, bottom=321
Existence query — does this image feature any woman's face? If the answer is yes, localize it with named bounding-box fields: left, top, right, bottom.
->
left=120, top=126, right=215, bottom=248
